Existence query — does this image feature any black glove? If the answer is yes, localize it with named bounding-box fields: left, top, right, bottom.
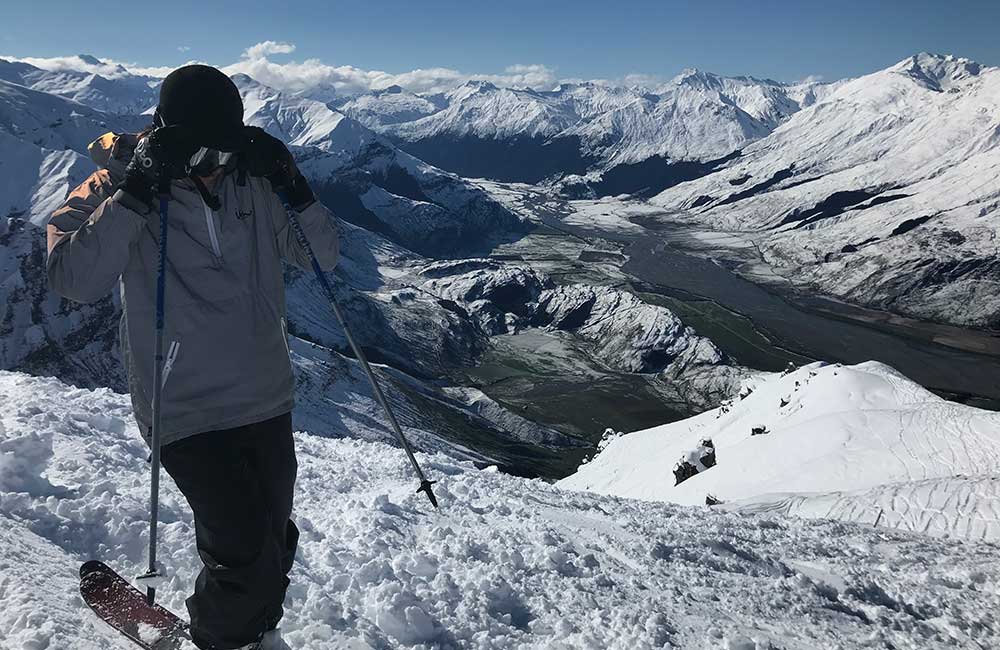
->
left=121, top=126, right=200, bottom=206
left=241, top=126, right=315, bottom=209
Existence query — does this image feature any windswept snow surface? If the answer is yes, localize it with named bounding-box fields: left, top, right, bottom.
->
left=561, top=361, right=1000, bottom=542
left=3, top=371, right=1000, bottom=649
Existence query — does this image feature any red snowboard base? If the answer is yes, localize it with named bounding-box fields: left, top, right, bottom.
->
left=80, top=560, right=190, bottom=649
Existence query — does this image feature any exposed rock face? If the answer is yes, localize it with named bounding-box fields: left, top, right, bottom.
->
left=673, top=439, right=716, bottom=486
left=419, top=259, right=745, bottom=404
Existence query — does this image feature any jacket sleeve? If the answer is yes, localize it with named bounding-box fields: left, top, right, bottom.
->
left=47, top=170, right=148, bottom=304
left=267, top=189, right=340, bottom=272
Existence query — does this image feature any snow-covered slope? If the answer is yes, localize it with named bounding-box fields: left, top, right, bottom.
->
left=0, top=80, right=142, bottom=389
left=736, top=475, right=1000, bottom=542
left=651, top=53, right=1000, bottom=328
left=3, top=371, right=999, bottom=649
left=561, top=361, right=1000, bottom=540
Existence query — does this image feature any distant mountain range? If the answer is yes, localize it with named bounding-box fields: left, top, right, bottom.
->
left=0, top=54, right=743, bottom=475
left=333, top=72, right=832, bottom=193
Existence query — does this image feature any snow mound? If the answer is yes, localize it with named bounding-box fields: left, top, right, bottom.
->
left=3, top=370, right=1000, bottom=649
left=560, top=362, right=1000, bottom=541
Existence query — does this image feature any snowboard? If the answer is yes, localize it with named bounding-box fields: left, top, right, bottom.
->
left=80, top=560, right=191, bottom=649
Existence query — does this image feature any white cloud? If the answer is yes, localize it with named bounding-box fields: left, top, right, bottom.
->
left=0, top=53, right=199, bottom=79
left=131, top=63, right=200, bottom=78
left=0, top=54, right=129, bottom=78
left=620, top=73, right=666, bottom=88
left=220, top=42, right=561, bottom=96
left=0, top=44, right=666, bottom=97
left=242, top=41, right=296, bottom=60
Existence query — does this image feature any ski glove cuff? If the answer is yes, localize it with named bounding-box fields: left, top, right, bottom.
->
left=281, top=174, right=315, bottom=210
left=121, top=126, right=200, bottom=207
left=241, top=126, right=316, bottom=209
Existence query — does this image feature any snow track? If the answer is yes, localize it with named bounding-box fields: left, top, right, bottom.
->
left=2, top=371, right=1000, bottom=649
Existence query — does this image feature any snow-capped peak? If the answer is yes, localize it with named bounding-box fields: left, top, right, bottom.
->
left=669, top=68, right=785, bottom=92
left=891, top=52, right=983, bottom=91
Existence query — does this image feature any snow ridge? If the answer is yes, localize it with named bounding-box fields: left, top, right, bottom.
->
left=561, top=361, right=1000, bottom=542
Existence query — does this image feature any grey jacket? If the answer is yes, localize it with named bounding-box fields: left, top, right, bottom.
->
left=47, top=132, right=340, bottom=445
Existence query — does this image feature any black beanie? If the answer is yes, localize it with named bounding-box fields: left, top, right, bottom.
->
left=157, top=65, right=245, bottom=151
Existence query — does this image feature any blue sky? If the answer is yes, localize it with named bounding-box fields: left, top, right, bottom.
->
left=4, top=0, right=998, bottom=84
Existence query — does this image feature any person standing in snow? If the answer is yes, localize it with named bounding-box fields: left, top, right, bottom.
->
left=47, top=65, right=340, bottom=650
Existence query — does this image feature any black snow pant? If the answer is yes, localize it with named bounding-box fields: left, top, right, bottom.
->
left=160, top=412, right=299, bottom=650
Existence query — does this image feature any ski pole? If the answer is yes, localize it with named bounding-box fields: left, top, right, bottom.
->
left=276, top=193, right=438, bottom=509
left=138, top=182, right=171, bottom=605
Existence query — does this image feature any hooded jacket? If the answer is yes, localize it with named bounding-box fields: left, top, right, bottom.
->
left=47, top=132, right=340, bottom=446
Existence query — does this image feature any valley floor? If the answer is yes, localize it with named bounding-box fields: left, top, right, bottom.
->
left=2, top=371, right=999, bottom=649
left=474, top=181, right=1000, bottom=410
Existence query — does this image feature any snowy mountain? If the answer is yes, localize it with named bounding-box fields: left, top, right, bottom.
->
left=0, top=55, right=158, bottom=114
left=561, top=361, right=1000, bottom=541
left=336, top=73, right=824, bottom=191
left=3, top=370, right=999, bottom=649
left=333, top=85, right=446, bottom=130
left=650, top=53, right=1000, bottom=329
left=236, top=74, right=526, bottom=256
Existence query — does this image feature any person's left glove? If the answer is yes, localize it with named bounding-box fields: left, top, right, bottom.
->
left=121, top=126, right=200, bottom=207
left=241, top=126, right=315, bottom=209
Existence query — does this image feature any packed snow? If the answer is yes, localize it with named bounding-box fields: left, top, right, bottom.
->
left=561, top=361, right=1000, bottom=542
left=3, top=371, right=1000, bottom=649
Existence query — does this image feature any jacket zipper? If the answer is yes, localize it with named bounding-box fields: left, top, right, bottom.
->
left=161, top=340, right=180, bottom=389
left=202, top=199, right=224, bottom=263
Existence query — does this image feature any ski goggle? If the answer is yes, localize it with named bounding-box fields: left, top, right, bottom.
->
left=188, top=147, right=235, bottom=175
